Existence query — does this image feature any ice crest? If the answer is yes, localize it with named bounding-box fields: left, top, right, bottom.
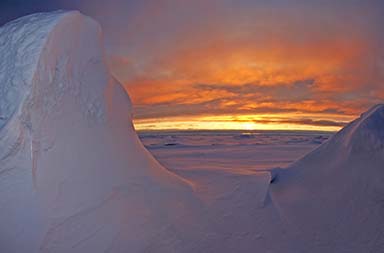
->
left=336, top=104, right=384, bottom=154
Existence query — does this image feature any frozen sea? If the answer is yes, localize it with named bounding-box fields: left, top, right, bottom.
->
left=138, top=130, right=334, bottom=172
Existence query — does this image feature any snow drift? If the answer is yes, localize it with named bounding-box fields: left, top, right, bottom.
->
left=271, top=104, right=384, bottom=252
left=0, top=11, right=199, bottom=253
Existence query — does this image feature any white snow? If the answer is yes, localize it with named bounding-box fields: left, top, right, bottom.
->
left=0, top=10, right=383, bottom=253
left=0, top=11, right=198, bottom=253
left=270, top=104, right=384, bottom=252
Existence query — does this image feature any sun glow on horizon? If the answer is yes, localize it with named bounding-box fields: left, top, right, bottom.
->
left=133, top=113, right=354, bottom=132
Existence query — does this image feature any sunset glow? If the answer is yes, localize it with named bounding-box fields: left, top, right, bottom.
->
left=103, top=1, right=383, bottom=131
left=134, top=113, right=355, bottom=132
left=4, top=0, right=380, bottom=131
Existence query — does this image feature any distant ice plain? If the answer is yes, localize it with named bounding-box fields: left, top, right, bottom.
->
left=139, top=130, right=333, bottom=171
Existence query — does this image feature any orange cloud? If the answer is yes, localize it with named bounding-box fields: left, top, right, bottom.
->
left=104, top=1, right=383, bottom=130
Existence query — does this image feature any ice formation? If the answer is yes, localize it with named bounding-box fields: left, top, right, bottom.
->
left=0, top=11, right=198, bottom=253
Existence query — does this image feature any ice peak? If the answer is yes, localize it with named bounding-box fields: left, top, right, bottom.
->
left=339, top=104, right=384, bottom=153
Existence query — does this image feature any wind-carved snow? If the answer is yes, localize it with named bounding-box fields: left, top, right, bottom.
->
left=0, top=10, right=383, bottom=253
left=0, top=11, right=67, bottom=131
left=0, top=11, right=201, bottom=253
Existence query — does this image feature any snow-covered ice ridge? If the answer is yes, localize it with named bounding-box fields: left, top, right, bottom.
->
left=0, top=11, right=383, bottom=253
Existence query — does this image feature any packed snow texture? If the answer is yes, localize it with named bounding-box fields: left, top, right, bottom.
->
left=0, top=11, right=383, bottom=253
left=0, top=11, right=196, bottom=253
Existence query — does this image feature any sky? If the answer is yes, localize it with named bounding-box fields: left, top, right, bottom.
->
left=1, top=0, right=383, bottom=131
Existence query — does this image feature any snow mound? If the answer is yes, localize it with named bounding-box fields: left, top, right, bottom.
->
left=270, top=104, right=384, bottom=252
left=0, top=11, right=198, bottom=253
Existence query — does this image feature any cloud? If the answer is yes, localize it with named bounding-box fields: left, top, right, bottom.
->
left=2, top=0, right=383, bottom=129
left=117, top=1, right=383, bottom=126
left=252, top=118, right=348, bottom=127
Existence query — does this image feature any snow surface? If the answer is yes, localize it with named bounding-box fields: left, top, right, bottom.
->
left=270, top=104, right=384, bottom=252
left=0, top=11, right=383, bottom=253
